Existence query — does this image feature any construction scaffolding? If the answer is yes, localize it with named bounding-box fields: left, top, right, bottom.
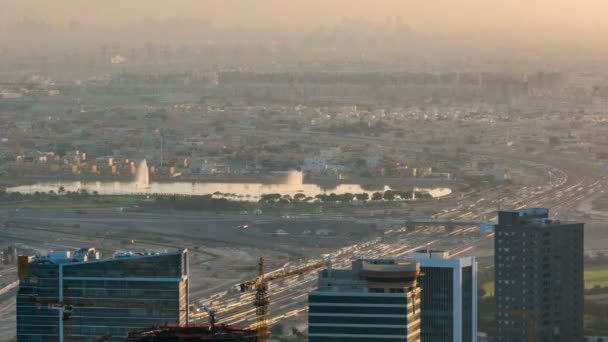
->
left=126, top=324, right=257, bottom=341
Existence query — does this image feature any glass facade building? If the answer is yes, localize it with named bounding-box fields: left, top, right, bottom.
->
left=17, top=248, right=189, bottom=342
left=409, top=250, right=477, bottom=342
left=308, top=259, right=422, bottom=342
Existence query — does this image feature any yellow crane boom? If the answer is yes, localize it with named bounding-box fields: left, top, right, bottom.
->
left=240, top=257, right=328, bottom=342
left=241, top=257, right=329, bottom=342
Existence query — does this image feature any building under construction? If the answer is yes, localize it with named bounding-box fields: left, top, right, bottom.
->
left=126, top=324, right=257, bottom=341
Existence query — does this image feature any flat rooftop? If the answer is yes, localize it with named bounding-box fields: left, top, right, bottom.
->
left=25, top=247, right=185, bottom=265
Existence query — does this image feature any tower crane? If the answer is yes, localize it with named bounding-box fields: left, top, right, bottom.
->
left=239, top=257, right=329, bottom=342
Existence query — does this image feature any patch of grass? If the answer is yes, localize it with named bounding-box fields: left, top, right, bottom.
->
left=479, top=265, right=608, bottom=296
left=0, top=195, right=146, bottom=209
left=2, top=201, right=114, bottom=209
left=585, top=266, right=608, bottom=289
left=481, top=281, right=494, bottom=298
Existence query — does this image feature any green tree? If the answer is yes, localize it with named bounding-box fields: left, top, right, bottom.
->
left=355, top=193, right=369, bottom=201
left=260, top=193, right=282, bottom=203
left=342, top=193, right=354, bottom=202
left=383, top=190, right=396, bottom=201
left=372, top=192, right=383, bottom=201
left=327, top=193, right=339, bottom=202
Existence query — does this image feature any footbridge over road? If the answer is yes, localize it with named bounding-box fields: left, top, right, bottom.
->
left=404, top=219, right=495, bottom=233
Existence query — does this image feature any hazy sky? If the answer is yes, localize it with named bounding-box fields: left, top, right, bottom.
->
left=4, top=0, right=608, bottom=34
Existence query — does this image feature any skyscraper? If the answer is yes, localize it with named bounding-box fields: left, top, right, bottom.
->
left=409, top=250, right=477, bottom=342
left=308, top=258, right=422, bottom=341
left=17, top=248, right=189, bottom=342
left=494, top=208, right=583, bottom=342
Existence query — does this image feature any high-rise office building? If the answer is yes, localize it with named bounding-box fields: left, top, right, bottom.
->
left=308, top=258, right=422, bottom=342
left=494, top=208, right=584, bottom=342
left=17, top=248, right=189, bottom=342
left=409, top=250, right=477, bottom=342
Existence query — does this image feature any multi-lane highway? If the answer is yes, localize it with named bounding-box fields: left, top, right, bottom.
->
left=189, top=153, right=605, bottom=331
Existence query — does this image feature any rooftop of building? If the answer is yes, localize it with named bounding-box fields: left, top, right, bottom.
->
left=500, top=207, right=550, bottom=218
left=319, top=258, right=420, bottom=281
left=408, top=250, right=476, bottom=268
left=411, top=249, right=449, bottom=259
left=497, top=208, right=581, bottom=227
left=23, top=247, right=186, bottom=265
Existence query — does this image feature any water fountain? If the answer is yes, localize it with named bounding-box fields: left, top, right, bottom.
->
left=284, top=170, right=304, bottom=191
left=135, top=159, right=150, bottom=189
left=7, top=163, right=452, bottom=200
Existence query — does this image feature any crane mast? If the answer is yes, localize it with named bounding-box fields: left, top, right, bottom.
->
left=241, top=256, right=329, bottom=342
left=255, top=257, right=269, bottom=342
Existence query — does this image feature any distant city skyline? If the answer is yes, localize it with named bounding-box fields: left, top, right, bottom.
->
left=1, top=1, right=607, bottom=340
left=4, top=0, right=608, bottom=37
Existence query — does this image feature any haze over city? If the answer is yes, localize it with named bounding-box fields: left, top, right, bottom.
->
left=5, top=0, right=608, bottom=31
left=1, top=1, right=608, bottom=342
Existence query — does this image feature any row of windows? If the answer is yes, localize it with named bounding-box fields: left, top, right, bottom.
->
left=63, top=280, right=180, bottom=289
left=61, top=289, right=179, bottom=299
left=309, top=295, right=408, bottom=305
left=309, top=315, right=406, bottom=325
left=309, top=326, right=409, bottom=336
left=309, top=305, right=408, bottom=315
left=369, top=288, right=406, bottom=293
left=63, top=255, right=183, bottom=278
